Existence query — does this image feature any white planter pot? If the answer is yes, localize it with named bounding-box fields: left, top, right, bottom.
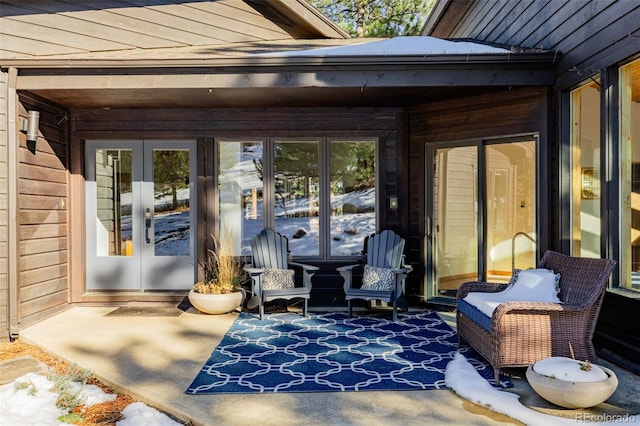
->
left=526, top=357, right=618, bottom=408
left=188, top=289, right=243, bottom=315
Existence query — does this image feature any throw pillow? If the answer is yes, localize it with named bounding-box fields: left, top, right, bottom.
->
left=505, top=268, right=561, bottom=300
left=361, top=265, right=395, bottom=291
left=463, top=268, right=562, bottom=317
left=261, top=268, right=295, bottom=290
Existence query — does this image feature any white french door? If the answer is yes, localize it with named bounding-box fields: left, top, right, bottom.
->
left=85, top=140, right=197, bottom=291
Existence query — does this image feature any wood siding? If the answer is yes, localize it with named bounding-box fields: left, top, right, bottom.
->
left=0, top=0, right=288, bottom=57
left=430, top=0, right=640, bottom=90
left=0, top=0, right=345, bottom=60
left=0, top=71, right=8, bottom=340
left=407, top=87, right=547, bottom=298
left=18, top=94, right=69, bottom=328
left=70, top=106, right=405, bottom=307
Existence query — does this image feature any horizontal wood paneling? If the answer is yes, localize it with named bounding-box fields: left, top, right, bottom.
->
left=17, top=96, right=70, bottom=330
left=19, top=237, right=68, bottom=256
left=20, top=278, right=68, bottom=304
left=0, top=0, right=313, bottom=59
left=19, top=288, right=67, bottom=317
left=20, top=263, right=67, bottom=288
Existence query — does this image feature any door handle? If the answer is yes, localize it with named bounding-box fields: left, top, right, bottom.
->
left=145, top=208, right=152, bottom=244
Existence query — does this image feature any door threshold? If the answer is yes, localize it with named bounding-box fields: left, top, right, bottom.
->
left=80, top=291, right=188, bottom=306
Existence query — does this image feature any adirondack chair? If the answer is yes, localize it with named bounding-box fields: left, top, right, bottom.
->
left=244, top=229, right=319, bottom=320
left=337, top=230, right=412, bottom=321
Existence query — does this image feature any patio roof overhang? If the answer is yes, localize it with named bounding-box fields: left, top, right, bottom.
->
left=5, top=38, right=558, bottom=109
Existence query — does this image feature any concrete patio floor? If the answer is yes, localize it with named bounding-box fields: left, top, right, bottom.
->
left=17, top=306, right=640, bottom=426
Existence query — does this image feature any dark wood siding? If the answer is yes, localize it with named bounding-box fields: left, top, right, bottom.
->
left=435, top=0, right=640, bottom=90
left=18, top=94, right=69, bottom=328
left=71, top=106, right=405, bottom=308
left=407, top=87, right=547, bottom=300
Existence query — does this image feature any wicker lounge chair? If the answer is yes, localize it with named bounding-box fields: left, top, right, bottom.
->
left=456, top=250, right=616, bottom=383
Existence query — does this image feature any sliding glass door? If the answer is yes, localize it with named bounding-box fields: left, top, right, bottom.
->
left=426, top=137, right=537, bottom=300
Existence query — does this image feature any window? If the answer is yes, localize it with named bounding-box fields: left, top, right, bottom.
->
left=218, top=138, right=377, bottom=259
left=274, top=140, right=321, bottom=256
left=218, top=141, right=264, bottom=256
left=620, top=59, right=640, bottom=292
left=570, top=80, right=602, bottom=258
left=568, top=59, right=640, bottom=293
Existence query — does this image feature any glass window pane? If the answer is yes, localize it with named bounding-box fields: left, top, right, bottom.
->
left=153, top=149, right=191, bottom=256
left=433, top=146, right=479, bottom=295
left=95, top=149, right=132, bottom=256
left=330, top=140, right=376, bottom=256
left=219, top=141, right=264, bottom=256
left=274, top=141, right=319, bottom=256
left=486, top=141, right=536, bottom=278
left=571, top=81, right=602, bottom=258
left=620, top=59, right=640, bottom=291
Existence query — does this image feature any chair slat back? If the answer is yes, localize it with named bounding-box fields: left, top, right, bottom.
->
left=538, top=250, right=616, bottom=306
left=250, top=229, right=289, bottom=269
left=366, top=230, right=405, bottom=269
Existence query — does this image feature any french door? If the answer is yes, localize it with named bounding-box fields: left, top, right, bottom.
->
left=425, top=137, right=537, bottom=300
left=85, top=140, right=197, bottom=291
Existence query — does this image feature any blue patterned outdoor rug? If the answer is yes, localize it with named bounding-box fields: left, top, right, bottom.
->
left=186, top=311, right=511, bottom=394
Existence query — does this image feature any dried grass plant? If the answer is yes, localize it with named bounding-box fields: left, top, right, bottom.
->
left=193, top=223, right=245, bottom=294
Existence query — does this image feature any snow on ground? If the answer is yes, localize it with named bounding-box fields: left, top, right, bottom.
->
left=3, top=354, right=637, bottom=425
left=0, top=372, right=180, bottom=426
left=446, top=353, right=638, bottom=426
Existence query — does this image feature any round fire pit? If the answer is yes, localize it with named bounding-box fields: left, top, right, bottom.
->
left=526, top=357, right=618, bottom=409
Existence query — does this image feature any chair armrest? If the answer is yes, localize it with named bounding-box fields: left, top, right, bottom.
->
left=494, top=301, right=584, bottom=317
left=491, top=301, right=590, bottom=340
left=336, top=264, right=361, bottom=273
left=392, top=266, right=412, bottom=275
left=289, top=261, right=319, bottom=272
left=243, top=266, right=265, bottom=275
left=337, top=264, right=364, bottom=291
left=457, top=282, right=508, bottom=300
left=289, top=262, right=318, bottom=290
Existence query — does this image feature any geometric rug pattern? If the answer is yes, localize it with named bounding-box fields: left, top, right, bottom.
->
left=186, top=311, right=511, bottom=394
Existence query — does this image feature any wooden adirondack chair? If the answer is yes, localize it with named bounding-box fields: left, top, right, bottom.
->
left=244, top=229, right=319, bottom=320
left=337, top=230, right=412, bottom=321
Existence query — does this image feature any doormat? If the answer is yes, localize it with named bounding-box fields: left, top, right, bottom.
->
left=105, top=307, right=184, bottom=317
left=186, top=311, right=511, bottom=394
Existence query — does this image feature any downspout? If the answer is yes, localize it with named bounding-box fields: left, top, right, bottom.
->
left=7, top=67, right=20, bottom=340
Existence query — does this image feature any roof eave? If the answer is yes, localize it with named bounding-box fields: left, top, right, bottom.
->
left=1, top=52, right=559, bottom=70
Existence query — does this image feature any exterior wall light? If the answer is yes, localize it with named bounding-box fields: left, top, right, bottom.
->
left=21, top=110, right=40, bottom=142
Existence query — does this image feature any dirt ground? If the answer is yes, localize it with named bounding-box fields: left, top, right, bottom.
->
left=0, top=339, right=138, bottom=425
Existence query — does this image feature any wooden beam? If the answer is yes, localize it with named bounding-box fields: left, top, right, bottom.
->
left=17, top=66, right=555, bottom=92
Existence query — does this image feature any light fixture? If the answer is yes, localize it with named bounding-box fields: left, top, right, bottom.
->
left=21, top=110, right=40, bottom=142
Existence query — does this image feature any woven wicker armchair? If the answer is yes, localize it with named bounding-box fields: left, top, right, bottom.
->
left=456, top=250, right=616, bottom=383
